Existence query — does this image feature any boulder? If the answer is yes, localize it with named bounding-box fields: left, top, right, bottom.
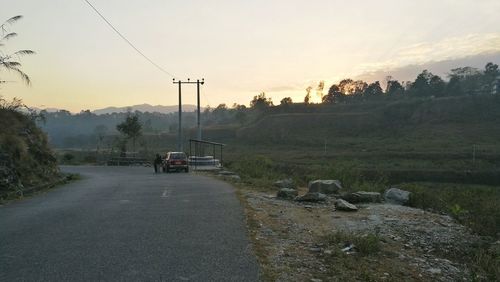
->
left=384, top=188, right=411, bottom=205
left=335, top=199, right=358, bottom=211
left=308, top=180, right=342, bottom=194
left=342, top=191, right=382, bottom=203
left=277, top=188, right=298, bottom=200
left=295, top=192, right=327, bottom=202
left=274, top=178, right=296, bottom=189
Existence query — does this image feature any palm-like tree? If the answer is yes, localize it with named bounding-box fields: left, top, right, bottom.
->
left=0, top=15, right=35, bottom=86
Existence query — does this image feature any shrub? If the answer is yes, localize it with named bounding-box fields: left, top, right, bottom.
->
left=324, top=231, right=381, bottom=255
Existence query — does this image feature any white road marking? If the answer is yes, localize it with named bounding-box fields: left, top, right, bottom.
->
left=161, top=187, right=171, bottom=198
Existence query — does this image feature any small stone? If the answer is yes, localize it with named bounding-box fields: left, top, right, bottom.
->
left=274, top=178, right=297, bottom=189
left=384, top=187, right=411, bottom=205
left=308, top=180, right=342, bottom=194
left=277, top=188, right=298, bottom=200
left=428, top=268, right=442, bottom=274
left=295, top=192, right=327, bottom=202
left=335, top=199, right=358, bottom=211
left=342, top=191, right=382, bottom=203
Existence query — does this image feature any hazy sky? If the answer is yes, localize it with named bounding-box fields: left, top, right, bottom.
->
left=1, top=0, right=500, bottom=111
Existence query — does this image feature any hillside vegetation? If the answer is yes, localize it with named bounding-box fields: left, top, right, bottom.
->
left=235, top=95, right=500, bottom=146
left=0, top=107, right=60, bottom=200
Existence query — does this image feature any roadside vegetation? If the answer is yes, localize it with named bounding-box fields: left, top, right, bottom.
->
left=0, top=16, right=64, bottom=202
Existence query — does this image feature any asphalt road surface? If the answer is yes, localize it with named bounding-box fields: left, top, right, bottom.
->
left=0, top=166, right=260, bottom=281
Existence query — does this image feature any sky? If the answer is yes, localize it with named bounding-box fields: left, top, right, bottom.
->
left=1, top=0, right=500, bottom=112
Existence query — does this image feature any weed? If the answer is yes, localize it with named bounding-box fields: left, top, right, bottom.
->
left=470, top=248, right=499, bottom=281
left=324, top=231, right=381, bottom=255
left=402, top=182, right=500, bottom=237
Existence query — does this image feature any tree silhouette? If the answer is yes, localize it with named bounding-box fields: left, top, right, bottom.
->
left=116, top=113, right=142, bottom=153
left=386, top=79, right=405, bottom=97
left=250, top=92, right=273, bottom=110
left=316, top=81, right=325, bottom=100
left=304, top=86, right=312, bottom=104
left=364, top=81, right=383, bottom=99
left=0, top=16, right=35, bottom=85
left=280, top=97, right=293, bottom=106
left=323, top=84, right=343, bottom=104
left=94, top=125, right=108, bottom=153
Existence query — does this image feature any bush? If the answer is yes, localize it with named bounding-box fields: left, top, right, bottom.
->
left=401, top=182, right=500, bottom=237
left=324, top=231, right=381, bottom=255
left=62, top=153, right=75, bottom=163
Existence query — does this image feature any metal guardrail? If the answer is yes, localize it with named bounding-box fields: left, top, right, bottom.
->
left=106, top=157, right=151, bottom=166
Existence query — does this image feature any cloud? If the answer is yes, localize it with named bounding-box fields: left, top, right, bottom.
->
left=266, top=85, right=303, bottom=92
left=355, top=51, right=500, bottom=86
left=354, top=33, right=500, bottom=76
left=250, top=83, right=308, bottom=93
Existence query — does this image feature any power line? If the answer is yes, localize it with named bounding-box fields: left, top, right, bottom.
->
left=82, top=0, right=176, bottom=78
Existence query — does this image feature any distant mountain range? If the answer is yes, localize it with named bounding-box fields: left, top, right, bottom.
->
left=30, top=104, right=201, bottom=115
left=92, top=104, right=199, bottom=115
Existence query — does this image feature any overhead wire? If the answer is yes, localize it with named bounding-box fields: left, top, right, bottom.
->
left=82, top=0, right=176, bottom=78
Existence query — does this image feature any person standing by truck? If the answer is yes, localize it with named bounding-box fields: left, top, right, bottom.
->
left=153, top=154, right=162, bottom=173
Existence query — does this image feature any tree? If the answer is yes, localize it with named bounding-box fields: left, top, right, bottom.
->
left=483, top=62, right=499, bottom=94
left=410, top=70, right=444, bottom=97
left=428, top=75, right=446, bottom=97
left=212, top=103, right=229, bottom=123
left=250, top=92, right=273, bottom=110
left=323, top=84, right=343, bottom=104
left=385, top=79, right=405, bottom=97
left=337, top=79, right=367, bottom=103
left=94, top=125, right=108, bottom=153
left=363, top=81, right=383, bottom=99
left=280, top=97, right=293, bottom=106
left=0, top=16, right=35, bottom=85
left=484, top=62, right=499, bottom=78
left=304, top=86, right=312, bottom=104
left=316, top=81, right=325, bottom=101
left=447, top=67, right=481, bottom=96
left=116, top=113, right=142, bottom=153
left=410, top=70, right=432, bottom=96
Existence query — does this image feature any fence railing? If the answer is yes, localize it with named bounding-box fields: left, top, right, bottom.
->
left=106, top=157, right=151, bottom=166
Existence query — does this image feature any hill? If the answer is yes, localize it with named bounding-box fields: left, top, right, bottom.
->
left=208, top=95, right=500, bottom=180
left=92, top=103, right=199, bottom=115
left=232, top=95, right=500, bottom=149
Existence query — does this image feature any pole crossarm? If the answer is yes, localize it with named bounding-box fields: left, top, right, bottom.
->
left=173, top=78, right=205, bottom=85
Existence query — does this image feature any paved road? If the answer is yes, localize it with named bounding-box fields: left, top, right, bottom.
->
left=0, top=166, right=260, bottom=281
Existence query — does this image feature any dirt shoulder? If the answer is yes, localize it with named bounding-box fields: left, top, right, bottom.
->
left=234, top=184, right=492, bottom=281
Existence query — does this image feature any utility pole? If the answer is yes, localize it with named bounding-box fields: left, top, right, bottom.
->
left=196, top=79, right=204, bottom=140
left=173, top=78, right=205, bottom=152
left=472, top=144, right=476, bottom=169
